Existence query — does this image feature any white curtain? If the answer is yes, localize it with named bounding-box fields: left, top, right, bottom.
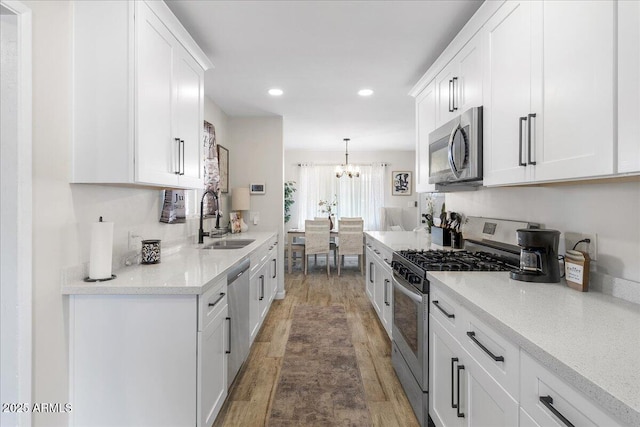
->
left=297, top=163, right=385, bottom=230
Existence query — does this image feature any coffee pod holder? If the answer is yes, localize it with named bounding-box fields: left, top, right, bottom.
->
left=565, top=249, right=590, bottom=292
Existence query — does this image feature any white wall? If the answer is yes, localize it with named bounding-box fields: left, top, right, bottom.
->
left=446, top=181, right=640, bottom=283
left=25, top=2, right=227, bottom=425
left=1, top=9, right=20, bottom=424
left=228, top=117, right=285, bottom=294
left=285, top=150, right=417, bottom=230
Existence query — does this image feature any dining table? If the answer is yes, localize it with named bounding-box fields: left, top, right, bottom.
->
left=286, top=228, right=339, bottom=273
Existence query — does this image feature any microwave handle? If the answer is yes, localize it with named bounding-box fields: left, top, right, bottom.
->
left=519, top=117, right=527, bottom=167
left=447, top=125, right=463, bottom=179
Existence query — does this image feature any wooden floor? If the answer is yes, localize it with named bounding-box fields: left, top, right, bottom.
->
left=212, top=261, right=419, bottom=427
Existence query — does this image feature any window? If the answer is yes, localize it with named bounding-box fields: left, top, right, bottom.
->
left=297, top=164, right=385, bottom=230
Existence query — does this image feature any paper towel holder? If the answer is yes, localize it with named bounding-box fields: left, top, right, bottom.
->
left=84, top=274, right=117, bottom=283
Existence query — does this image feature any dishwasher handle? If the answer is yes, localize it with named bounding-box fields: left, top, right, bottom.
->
left=228, top=258, right=250, bottom=285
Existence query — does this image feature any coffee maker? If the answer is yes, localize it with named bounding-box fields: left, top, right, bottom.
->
left=510, top=229, right=561, bottom=283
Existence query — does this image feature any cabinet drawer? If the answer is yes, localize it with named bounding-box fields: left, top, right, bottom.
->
left=198, top=276, right=227, bottom=331
left=430, top=287, right=459, bottom=333
left=520, top=351, right=623, bottom=427
left=458, top=310, right=520, bottom=400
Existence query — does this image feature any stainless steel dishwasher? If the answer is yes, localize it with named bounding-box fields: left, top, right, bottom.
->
left=227, top=258, right=250, bottom=388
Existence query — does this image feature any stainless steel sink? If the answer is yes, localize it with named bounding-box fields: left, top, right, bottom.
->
left=201, top=239, right=255, bottom=249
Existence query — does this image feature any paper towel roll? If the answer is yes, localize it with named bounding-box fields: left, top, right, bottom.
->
left=89, top=219, right=114, bottom=280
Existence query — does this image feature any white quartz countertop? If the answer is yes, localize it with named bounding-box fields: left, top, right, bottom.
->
left=429, top=271, right=640, bottom=426
left=61, top=231, right=277, bottom=295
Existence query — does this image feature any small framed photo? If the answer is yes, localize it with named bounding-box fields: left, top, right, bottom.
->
left=392, top=171, right=412, bottom=196
left=250, top=183, right=265, bottom=194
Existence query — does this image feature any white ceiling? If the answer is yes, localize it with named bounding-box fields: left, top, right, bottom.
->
left=166, top=0, right=483, bottom=151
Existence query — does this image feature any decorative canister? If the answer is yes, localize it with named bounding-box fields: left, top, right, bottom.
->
left=141, top=239, right=161, bottom=264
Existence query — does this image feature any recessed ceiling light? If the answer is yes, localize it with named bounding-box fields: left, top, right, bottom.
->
left=358, top=89, right=374, bottom=97
left=268, top=88, right=283, bottom=96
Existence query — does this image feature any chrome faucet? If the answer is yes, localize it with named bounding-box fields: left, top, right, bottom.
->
left=199, top=189, right=221, bottom=244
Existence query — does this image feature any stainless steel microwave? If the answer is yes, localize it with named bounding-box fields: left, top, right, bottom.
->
left=428, top=106, right=483, bottom=186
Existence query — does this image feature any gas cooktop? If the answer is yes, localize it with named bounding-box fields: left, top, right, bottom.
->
left=395, top=250, right=518, bottom=273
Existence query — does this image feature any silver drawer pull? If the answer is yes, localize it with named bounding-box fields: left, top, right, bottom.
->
left=208, top=292, right=226, bottom=308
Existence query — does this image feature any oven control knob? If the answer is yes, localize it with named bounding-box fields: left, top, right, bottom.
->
left=409, top=274, right=421, bottom=285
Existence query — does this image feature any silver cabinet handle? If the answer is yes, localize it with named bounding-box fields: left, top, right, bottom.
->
left=272, top=258, right=277, bottom=279
left=384, top=279, right=390, bottom=306
left=259, top=275, right=264, bottom=301
left=527, top=113, right=537, bottom=165
left=174, top=138, right=181, bottom=175
left=452, top=77, right=458, bottom=111
left=519, top=117, right=527, bottom=167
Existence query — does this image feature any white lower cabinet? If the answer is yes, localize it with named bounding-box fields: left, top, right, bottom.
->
left=520, top=351, right=623, bottom=427
left=249, top=236, right=279, bottom=344
left=430, top=315, right=518, bottom=427
left=68, top=277, right=227, bottom=427
left=365, top=238, right=393, bottom=339
left=197, top=289, right=228, bottom=427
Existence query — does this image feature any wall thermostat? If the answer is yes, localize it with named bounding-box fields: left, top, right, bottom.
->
left=250, top=183, right=265, bottom=194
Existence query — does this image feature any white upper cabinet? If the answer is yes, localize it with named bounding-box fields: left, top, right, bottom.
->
left=436, top=35, right=483, bottom=128
left=483, top=0, right=615, bottom=186
left=72, top=1, right=212, bottom=189
left=618, top=0, right=640, bottom=174
left=415, top=81, right=437, bottom=193
left=482, top=0, right=533, bottom=186
left=531, top=0, right=615, bottom=182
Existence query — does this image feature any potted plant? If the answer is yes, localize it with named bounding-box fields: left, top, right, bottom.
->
left=284, top=181, right=296, bottom=224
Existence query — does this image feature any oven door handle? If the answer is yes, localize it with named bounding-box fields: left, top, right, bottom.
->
left=393, top=277, right=423, bottom=303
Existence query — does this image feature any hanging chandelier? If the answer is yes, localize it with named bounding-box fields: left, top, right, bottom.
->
left=335, top=138, right=360, bottom=178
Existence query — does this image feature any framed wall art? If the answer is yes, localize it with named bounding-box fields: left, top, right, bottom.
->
left=217, top=145, right=229, bottom=193
left=392, top=171, right=412, bottom=196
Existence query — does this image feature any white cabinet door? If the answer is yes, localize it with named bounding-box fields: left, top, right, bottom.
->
left=174, top=47, right=205, bottom=187
left=520, top=351, right=624, bottom=427
left=380, top=268, right=393, bottom=339
left=135, top=1, right=179, bottom=187
left=618, top=0, right=640, bottom=174
left=372, top=259, right=384, bottom=317
left=436, top=61, right=459, bottom=128
left=430, top=316, right=465, bottom=427
left=249, top=267, right=263, bottom=344
left=415, top=81, right=437, bottom=193
left=365, top=247, right=375, bottom=302
left=482, top=0, right=533, bottom=186
left=456, top=35, right=483, bottom=114
left=430, top=316, right=519, bottom=427
left=531, top=0, right=615, bottom=182
left=197, top=299, right=228, bottom=427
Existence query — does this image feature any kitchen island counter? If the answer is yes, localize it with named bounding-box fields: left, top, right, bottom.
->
left=430, top=271, right=640, bottom=426
left=61, top=231, right=277, bottom=295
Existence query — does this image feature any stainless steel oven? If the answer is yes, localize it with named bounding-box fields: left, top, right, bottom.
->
left=391, top=259, right=430, bottom=427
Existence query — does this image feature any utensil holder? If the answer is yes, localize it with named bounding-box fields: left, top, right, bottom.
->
left=432, top=227, right=451, bottom=246
left=141, top=239, right=161, bottom=264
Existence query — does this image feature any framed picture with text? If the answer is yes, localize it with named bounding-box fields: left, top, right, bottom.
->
left=392, top=171, right=412, bottom=196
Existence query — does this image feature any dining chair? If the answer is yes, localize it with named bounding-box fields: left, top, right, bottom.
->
left=288, top=237, right=305, bottom=271
left=313, top=217, right=337, bottom=266
left=304, top=220, right=331, bottom=276
left=337, top=219, right=364, bottom=276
